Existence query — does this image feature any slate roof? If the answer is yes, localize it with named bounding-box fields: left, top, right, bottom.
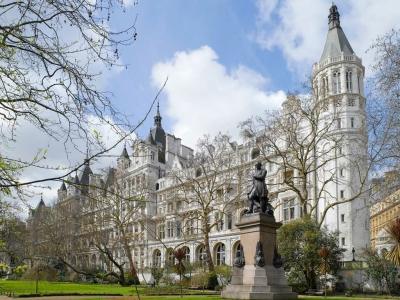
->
left=320, top=3, right=355, bottom=62
left=79, top=164, right=92, bottom=183
left=145, top=103, right=166, bottom=151
left=120, top=146, right=130, bottom=160
left=60, top=181, right=67, bottom=191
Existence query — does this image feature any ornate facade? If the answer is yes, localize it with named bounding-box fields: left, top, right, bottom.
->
left=29, top=4, right=371, bottom=275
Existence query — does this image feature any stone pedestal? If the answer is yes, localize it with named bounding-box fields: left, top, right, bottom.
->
left=221, top=213, right=297, bottom=300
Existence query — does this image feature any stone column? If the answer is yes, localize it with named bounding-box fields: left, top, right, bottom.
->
left=221, top=213, right=297, bottom=300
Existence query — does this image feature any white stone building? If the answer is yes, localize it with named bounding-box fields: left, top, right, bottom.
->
left=45, top=3, right=371, bottom=273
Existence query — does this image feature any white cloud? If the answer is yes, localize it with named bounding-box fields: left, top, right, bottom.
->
left=254, top=0, right=400, bottom=77
left=3, top=113, right=135, bottom=216
left=151, top=46, right=286, bottom=148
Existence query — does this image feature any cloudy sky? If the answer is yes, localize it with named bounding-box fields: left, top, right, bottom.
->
left=9, top=0, right=400, bottom=209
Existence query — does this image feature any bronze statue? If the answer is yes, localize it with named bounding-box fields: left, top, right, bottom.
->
left=254, top=241, right=265, bottom=267
left=247, top=162, right=273, bottom=214
left=233, top=244, right=245, bottom=268
left=272, top=245, right=283, bottom=269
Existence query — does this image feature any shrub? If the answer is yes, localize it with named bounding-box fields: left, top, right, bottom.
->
left=124, top=271, right=140, bottom=285
left=142, top=286, right=183, bottom=295
left=214, top=265, right=232, bottom=286
left=23, top=263, right=58, bottom=282
left=190, top=273, right=208, bottom=288
left=345, top=290, right=353, bottom=297
left=68, top=272, right=81, bottom=283
left=214, top=284, right=222, bottom=291
left=286, top=269, right=308, bottom=294
left=207, top=272, right=218, bottom=290
left=161, top=274, right=176, bottom=285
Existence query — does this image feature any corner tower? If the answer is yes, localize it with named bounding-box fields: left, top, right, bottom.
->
left=313, top=3, right=369, bottom=261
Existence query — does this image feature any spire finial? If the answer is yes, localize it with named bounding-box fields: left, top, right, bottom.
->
left=328, top=2, right=340, bottom=30
left=154, top=101, right=162, bottom=128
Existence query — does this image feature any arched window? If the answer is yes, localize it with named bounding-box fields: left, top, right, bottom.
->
left=183, top=247, right=190, bottom=261
left=167, top=249, right=174, bottom=265
left=333, top=71, right=341, bottom=94
left=198, top=246, right=206, bottom=264
left=215, top=243, right=226, bottom=265
left=155, top=183, right=159, bottom=191
left=346, top=70, right=352, bottom=92
left=251, top=149, right=260, bottom=160
left=154, top=250, right=162, bottom=267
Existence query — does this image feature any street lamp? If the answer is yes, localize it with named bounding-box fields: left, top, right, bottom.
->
left=352, top=247, right=356, bottom=262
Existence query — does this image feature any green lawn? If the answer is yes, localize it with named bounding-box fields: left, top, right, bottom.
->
left=2, top=281, right=400, bottom=300
left=0, top=280, right=141, bottom=296
left=81, top=297, right=221, bottom=300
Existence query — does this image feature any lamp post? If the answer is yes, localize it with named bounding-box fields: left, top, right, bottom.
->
left=352, top=247, right=356, bottom=262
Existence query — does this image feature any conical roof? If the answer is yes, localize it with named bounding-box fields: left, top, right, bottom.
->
left=60, top=181, right=67, bottom=191
left=73, top=174, right=80, bottom=184
left=78, top=160, right=93, bottom=186
left=119, top=145, right=130, bottom=160
left=320, top=3, right=355, bottom=62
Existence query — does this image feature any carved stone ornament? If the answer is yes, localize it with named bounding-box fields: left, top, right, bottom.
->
left=233, top=244, right=245, bottom=268
left=272, top=245, right=283, bottom=269
left=254, top=241, right=266, bottom=267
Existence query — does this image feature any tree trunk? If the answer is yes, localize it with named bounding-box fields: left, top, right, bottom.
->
left=204, top=226, right=214, bottom=272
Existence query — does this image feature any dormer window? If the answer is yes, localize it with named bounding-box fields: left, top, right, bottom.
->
left=333, top=71, right=341, bottom=94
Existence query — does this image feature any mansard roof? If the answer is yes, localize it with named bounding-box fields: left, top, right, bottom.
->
left=145, top=126, right=166, bottom=149
left=320, top=3, right=355, bottom=62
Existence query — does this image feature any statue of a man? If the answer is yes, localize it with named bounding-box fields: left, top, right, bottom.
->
left=247, top=162, right=271, bottom=214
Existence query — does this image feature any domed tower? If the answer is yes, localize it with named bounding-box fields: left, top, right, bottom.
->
left=312, top=3, right=369, bottom=261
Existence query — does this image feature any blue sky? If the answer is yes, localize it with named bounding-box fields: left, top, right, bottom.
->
left=108, top=0, right=291, bottom=142
left=102, top=0, right=400, bottom=147
left=10, top=0, right=400, bottom=205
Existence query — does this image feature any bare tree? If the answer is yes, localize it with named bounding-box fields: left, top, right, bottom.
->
left=162, top=134, right=245, bottom=271
left=27, top=166, right=153, bottom=286
left=0, top=0, right=153, bottom=199
left=367, top=29, right=400, bottom=174
left=240, top=82, right=370, bottom=228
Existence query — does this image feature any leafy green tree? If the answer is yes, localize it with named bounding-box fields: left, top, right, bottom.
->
left=277, top=216, right=345, bottom=290
left=13, top=265, right=27, bottom=279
